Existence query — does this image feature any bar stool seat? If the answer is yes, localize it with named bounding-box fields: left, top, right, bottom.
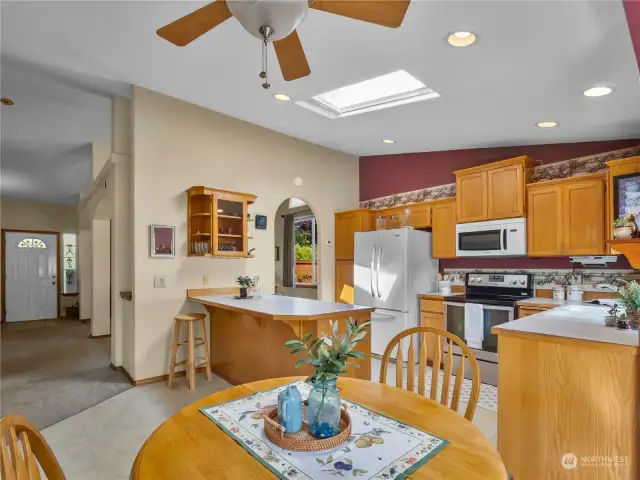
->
left=169, top=313, right=211, bottom=391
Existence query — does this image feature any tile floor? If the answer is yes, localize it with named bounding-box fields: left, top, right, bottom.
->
left=41, top=360, right=497, bottom=479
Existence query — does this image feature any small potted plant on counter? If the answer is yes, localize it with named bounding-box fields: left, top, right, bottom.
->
left=284, top=318, right=370, bottom=438
left=618, top=281, right=640, bottom=330
left=613, top=215, right=635, bottom=239
left=236, top=276, right=254, bottom=298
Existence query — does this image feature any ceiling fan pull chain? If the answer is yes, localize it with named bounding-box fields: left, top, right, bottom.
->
left=261, top=38, right=270, bottom=89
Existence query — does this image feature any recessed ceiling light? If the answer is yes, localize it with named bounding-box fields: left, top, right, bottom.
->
left=382, top=139, right=395, bottom=144
left=584, top=86, right=612, bottom=97
left=273, top=93, right=290, bottom=101
left=447, top=31, right=477, bottom=47
left=1, top=97, right=15, bottom=106
left=536, top=121, right=559, bottom=128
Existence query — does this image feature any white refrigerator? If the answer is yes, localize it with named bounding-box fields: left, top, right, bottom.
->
left=354, top=229, right=438, bottom=357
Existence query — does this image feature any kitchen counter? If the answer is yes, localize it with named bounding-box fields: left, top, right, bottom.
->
left=516, top=297, right=619, bottom=308
left=493, top=303, right=638, bottom=479
left=187, top=290, right=373, bottom=385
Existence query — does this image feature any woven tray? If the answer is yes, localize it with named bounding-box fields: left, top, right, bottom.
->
left=261, top=405, right=351, bottom=452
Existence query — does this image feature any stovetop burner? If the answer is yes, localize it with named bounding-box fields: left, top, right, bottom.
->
left=444, top=272, right=534, bottom=307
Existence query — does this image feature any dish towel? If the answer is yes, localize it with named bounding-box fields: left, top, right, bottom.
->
left=464, top=303, right=484, bottom=349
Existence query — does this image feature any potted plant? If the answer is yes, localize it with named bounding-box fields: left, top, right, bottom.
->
left=236, top=276, right=254, bottom=298
left=604, top=304, right=619, bottom=327
left=284, top=318, right=370, bottom=438
left=613, top=215, right=634, bottom=239
left=617, top=281, right=640, bottom=330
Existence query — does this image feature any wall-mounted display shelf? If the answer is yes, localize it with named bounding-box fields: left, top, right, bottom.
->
left=186, top=186, right=257, bottom=258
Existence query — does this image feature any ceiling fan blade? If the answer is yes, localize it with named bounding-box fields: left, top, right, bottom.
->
left=273, top=30, right=311, bottom=82
left=310, top=0, right=410, bottom=28
left=157, top=1, right=232, bottom=47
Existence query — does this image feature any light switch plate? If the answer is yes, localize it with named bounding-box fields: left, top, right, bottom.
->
left=203, top=274, right=210, bottom=285
left=154, top=275, right=166, bottom=288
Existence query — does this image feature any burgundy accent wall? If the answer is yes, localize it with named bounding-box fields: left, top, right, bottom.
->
left=624, top=0, right=640, bottom=73
left=359, top=139, right=640, bottom=202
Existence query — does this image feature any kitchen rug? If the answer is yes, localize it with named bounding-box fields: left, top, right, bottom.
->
left=200, top=381, right=449, bottom=480
left=420, top=370, right=498, bottom=413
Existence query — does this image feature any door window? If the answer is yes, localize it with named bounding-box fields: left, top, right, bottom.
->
left=17, top=238, right=47, bottom=248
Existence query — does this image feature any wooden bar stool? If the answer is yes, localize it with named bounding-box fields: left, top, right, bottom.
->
left=168, top=313, right=212, bottom=391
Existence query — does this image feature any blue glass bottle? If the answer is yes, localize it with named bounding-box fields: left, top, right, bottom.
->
left=308, top=379, right=341, bottom=438
left=277, top=386, right=302, bottom=433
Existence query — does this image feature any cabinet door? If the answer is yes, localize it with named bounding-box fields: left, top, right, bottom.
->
left=335, top=212, right=362, bottom=260
left=527, top=184, right=563, bottom=256
left=563, top=178, right=605, bottom=255
left=431, top=200, right=456, bottom=258
left=335, top=260, right=354, bottom=304
left=456, top=171, right=488, bottom=223
left=487, top=164, right=524, bottom=220
left=410, top=203, right=431, bottom=228
left=420, top=312, right=444, bottom=363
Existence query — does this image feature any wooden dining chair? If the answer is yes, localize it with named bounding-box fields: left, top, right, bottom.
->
left=380, top=326, right=481, bottom=421
left=0, top=414, right=66, bottom=479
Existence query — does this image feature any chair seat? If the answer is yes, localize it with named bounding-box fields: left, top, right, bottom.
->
left=175, top=313, right=206, bottom=322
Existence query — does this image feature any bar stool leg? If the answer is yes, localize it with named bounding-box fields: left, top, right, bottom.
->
left=168, top=320, right=181, bottom=389
left=187, top=321, right=196, bottom=391
left=200, top=317, right=212, bottom=381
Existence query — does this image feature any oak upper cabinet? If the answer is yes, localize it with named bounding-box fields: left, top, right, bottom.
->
left=455, top=156, right=533, bottom=224
left=335, top=209, right=373, bottom=261
left=455, top=171, right=487, bottom=223
left=335, top=260, right=354, bottom=304
left=376, top=202, right=432, bottom=229
left=527, top=173, right=606, bottom=256
left=431, top=198, right=456, bottom=258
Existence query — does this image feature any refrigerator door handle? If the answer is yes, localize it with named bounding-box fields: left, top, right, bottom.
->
left=376, top=245, right=382, bottom=298
left=370, top=246, right=376, bottom=297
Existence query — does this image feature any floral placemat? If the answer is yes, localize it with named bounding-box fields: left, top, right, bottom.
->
left=200, top=381, right=449, bottom=479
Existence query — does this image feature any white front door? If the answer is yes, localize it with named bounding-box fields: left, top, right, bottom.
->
left=5, top=232, right=58, bottom=322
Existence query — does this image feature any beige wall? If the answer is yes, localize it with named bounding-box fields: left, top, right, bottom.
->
left=131, top=87, right=359, bottom=380
left=1, top=197, right=78, bottom=233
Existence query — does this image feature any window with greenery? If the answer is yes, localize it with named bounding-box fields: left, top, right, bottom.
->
left=294, top=217, right=318, bottom=285
left=62, top=233, right=78, bottom=294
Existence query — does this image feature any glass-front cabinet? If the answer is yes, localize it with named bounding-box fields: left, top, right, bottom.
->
left=187, top=186, right=256, bottom=258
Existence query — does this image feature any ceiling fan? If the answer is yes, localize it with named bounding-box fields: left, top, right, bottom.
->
left=157, top=0, right=411, bottom=86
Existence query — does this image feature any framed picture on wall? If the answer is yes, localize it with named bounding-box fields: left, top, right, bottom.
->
left=614, top=172, right=640, bottom=219
left=150, top=224, right=175, bottom=258
left=255, top=215, right=267, bottom=230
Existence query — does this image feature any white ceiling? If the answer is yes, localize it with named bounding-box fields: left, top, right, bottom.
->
left=0, top=56, right=128, bottom=204
left=1, top=0, right=639, bottom=171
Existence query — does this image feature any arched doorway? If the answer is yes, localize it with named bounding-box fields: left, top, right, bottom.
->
left=274, top=198, right=319, bottom=299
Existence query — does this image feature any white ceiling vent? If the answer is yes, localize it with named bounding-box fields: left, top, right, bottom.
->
left=297, top=70, right=440, bottom=119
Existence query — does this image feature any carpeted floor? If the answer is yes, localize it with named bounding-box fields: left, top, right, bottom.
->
left=1, top=319, right=132, bottom=430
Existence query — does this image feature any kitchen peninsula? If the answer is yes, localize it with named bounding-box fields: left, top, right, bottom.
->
left=187, top=289, right=374, bottom=385
left=492, top=304, right=639, bottom=480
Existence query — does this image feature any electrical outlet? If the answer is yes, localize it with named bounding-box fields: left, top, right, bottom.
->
left=203, top=274, right=210, bottom=285
left=154, top=275, right=166, bottom=288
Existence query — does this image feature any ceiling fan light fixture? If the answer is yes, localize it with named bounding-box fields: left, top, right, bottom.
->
left=447, top=31, right=477, bottom=47
left=273, top=93, right=291, bottom=101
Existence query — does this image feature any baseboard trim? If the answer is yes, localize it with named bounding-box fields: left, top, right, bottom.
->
left=89, top=334, right=111, bottom=339
left=133, top=367, right=208, bottom=387
left=109, top=363, right=135, bottom=386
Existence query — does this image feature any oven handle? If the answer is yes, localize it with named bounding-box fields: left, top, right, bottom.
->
left=481, top=304, right=517, bottom=312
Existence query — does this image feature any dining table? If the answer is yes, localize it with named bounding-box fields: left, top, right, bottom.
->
left=131, top=377, right=507, bottom=479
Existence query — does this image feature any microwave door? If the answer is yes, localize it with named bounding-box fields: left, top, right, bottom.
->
left=457, top=228, right=503, bottom=256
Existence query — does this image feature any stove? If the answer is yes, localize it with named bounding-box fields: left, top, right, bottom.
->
left=442, top=273, right=533, bottom=386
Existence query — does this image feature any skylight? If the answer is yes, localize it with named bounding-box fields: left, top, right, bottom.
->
left=297, top=70, right=440, bottom=119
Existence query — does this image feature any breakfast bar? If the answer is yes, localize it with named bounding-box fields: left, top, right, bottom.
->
left=492, top=304, right=639, bottom=480
left=187, top=289, right=374, bottom=385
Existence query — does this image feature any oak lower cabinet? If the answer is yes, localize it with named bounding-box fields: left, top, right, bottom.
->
left=455, top=155, right=533, bottom=224
left=335, top=260, right=354, bottom=304
left=335, top=210, right=373, bottom=261
left=527, top=173, right=606, bottom=256
left=430, top=198, right=456, bottom=258
left=419, top=296, right=445, bottom=365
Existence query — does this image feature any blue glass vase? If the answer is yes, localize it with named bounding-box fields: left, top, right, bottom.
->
left=308, top=378, right=341, bottom=438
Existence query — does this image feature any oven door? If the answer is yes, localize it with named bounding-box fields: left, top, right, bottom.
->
left=443, top=302, right=514, bottom=363
left=456, top=226, right=505, bottom=257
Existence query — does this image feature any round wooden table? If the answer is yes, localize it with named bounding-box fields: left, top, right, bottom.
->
left=132, top=377, right=507, bottom=479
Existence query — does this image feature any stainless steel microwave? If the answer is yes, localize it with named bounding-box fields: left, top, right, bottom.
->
left=455, top=218, right=527, bottom=257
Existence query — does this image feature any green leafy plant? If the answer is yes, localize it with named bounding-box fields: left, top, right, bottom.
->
left=296, top=272, right=312, bottom=283
left=618, top=281, right=640, bottom=311
left=284, top=318, right=370, bottom=383
left=614, top=215, right=632, bottom=228
left=236, top=276, right=254, bottom=288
